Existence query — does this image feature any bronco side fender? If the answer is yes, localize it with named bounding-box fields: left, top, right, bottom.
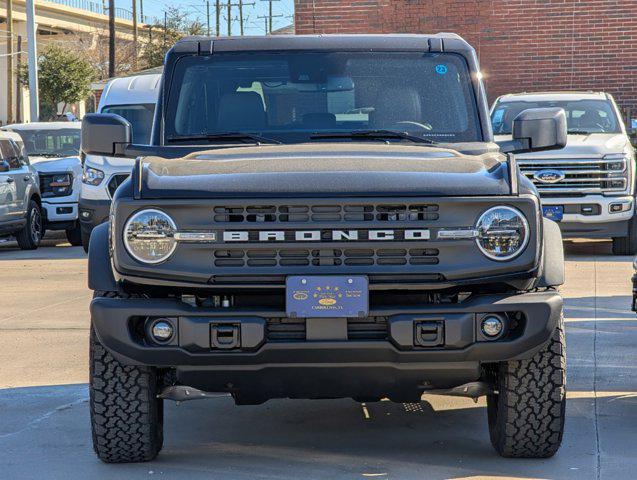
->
left=88, top=222, right=118, bottom=292
left=537, top=218, right=565, bottom=288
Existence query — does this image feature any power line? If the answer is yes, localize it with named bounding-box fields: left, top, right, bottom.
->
left=257, top=0, right=282, bottom=34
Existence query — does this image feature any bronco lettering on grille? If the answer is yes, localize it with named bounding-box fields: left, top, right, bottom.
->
left=222, top=229, right=430, bottom=242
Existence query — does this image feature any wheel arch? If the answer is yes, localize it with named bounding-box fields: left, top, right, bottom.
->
left=537, top=218, right=565, bottom=288
left=88, top=222, right=118, bottom=292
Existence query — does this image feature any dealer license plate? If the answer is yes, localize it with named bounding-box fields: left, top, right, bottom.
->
left=542, top=205, right=564, bottom=222
left=286, top=276, right=369, bottom=318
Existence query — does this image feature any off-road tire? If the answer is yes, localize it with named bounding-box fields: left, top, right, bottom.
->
left=65, top=224, right=83, bottom=246
left=486, top=317, right=566, bottom=458
left=612, top=217, right=637, bottom=255
left=81, top=229, right=91, bottom=253
left=15, top=199, right=42, bottom=250
left=90, top=291, right=164, bottom=463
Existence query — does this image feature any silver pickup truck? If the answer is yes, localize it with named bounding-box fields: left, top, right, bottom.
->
left=492, top=92, right=636, bottom=254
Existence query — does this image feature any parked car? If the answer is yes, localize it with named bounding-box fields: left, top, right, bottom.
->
left=2, top=122, right=82, bottom=245
left=0, top=130, right=43, bottom=249
left=83, top=34, right=567, bottom=462
left=491, top=92, right=637, bottom=254
left=79, top=73, right=161, bottom=251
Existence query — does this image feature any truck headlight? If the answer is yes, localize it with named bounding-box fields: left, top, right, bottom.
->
left=40, top=173, right=73, bottom=197
left=82, top=166, right=105, bottom=186
left=123, top=209, right=177, bottom=264
left=475, top=206, right=529, bottom=261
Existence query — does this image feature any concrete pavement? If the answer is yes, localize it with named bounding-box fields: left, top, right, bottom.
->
left=0, top=237, right=636, bottom=479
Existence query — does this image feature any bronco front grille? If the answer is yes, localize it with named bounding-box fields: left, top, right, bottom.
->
left=213, top=248, right=439, bottom=268
left=213, top=203, right=439, bottom=223
left=517, top=158, right=627, bottom=195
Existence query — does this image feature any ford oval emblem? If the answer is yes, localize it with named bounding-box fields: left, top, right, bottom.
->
left=534, top=169, right=565, bottom=184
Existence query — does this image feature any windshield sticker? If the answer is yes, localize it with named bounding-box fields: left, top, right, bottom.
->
left=435, top=64, right=448, bottom=75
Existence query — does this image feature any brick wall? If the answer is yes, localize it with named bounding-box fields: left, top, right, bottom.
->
left=294, top=0, right=637, bottom=119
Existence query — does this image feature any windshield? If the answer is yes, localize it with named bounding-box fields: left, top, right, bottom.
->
left=165, top=52, right=482, bottom=143
left=12, top=128, right=80, bottom=157
left=101, top=104, right=155, bottom=144
left=491, top=99, right=621, bottom=134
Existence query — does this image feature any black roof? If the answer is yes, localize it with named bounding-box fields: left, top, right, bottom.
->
left=171, top=33, right=474, bottom=55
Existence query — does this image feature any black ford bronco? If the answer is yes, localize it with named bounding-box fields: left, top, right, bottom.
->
left=82, top=34, right=568, bottom=462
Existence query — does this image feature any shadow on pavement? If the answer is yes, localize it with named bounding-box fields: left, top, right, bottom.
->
left=2, top=383, right=634, bottom=479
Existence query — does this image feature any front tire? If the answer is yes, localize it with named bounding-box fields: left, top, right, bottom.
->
left=81, top=228, right=91, bottom=253
left=15, top=200, right=42, bottom=250
left=486, top=316, right=566, bottom=458
left=612, top=217, right=637, bottom=255
left=65, top=224, right=83, bottom=246
left=90, top=292, right=164, bottom=463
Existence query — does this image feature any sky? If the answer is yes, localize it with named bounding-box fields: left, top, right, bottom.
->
left=125, top=0, right=295, bottom=36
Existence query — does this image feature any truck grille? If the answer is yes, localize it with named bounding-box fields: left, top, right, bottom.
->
left=517, top=158, right=627, bottom=196
left=213, top=248, right=439, bottom=268
left=213, top=203, right=439, bottom=223
left=107, top=173, right=130, bottom=198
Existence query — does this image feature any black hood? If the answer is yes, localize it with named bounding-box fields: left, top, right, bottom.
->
left=137, top=144, right=511, bottom=198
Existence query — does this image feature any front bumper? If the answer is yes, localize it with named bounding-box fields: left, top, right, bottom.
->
left=542, top=195, right=634, bottom=238
left=91, top=290, right=562, bottom=400
left=41, top=200, right=78, bottom=227
left=79, top=198, right=111, bottom=236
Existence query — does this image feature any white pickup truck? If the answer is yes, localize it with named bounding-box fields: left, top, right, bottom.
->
left=2, top=122, right=83, bottom=245
left=492, top=92, right=636, bottom=254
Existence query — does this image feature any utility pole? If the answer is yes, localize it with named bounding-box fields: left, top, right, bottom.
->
left=227, top=0, right=232, bottom=36
left=259, top=0, right=281, bottom=34
left=216, top=0, right=221, bottom=36
left=25, top=0, right=39, bottom=121
left=236, top=1, right=254, bottom=36
left=6, top=0, right=14, bottom=124
left=238, top=0, right=243, bottom=36
left=108, top=0, right=115, bottom=78
left=206, top=0, right=211, bottom=36
left=16, top=35, right=22, bottom=123
left=132, top=0, right=138, bottom=70
left=140, top=0, right=144, bottom=23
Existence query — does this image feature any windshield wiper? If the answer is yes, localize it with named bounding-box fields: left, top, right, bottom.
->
left=310, top=129, right=438, bottom=145
left=567, top=129, right=593, bottom=135
left=166, top=132, right=282, bottom=145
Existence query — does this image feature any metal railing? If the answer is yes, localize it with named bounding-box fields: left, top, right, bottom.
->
left=40, top=0, right=152, bottom=23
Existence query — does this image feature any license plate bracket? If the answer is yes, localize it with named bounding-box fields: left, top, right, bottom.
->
left=286, top=276, right=369, bottom=318
left=542, top=205, right=564, bottom=222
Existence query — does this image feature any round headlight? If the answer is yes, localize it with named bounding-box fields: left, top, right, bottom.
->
left=475, top=206, right=529, bottom=261
left=123, top=209, right=177, bottom=264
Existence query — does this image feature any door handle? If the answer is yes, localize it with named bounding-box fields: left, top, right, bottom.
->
left=6, top=177, right=14, bottom=183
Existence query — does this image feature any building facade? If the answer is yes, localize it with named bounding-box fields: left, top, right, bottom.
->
left=294, top=0, right=637, bottom=121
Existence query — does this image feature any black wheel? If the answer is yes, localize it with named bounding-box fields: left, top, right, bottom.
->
left=81, top=228, right=91, bottom=253
left=15, top=199, right=43, bottom=250
left=90, top=292, right=164, bottom=463
left=65, top=224, right=83, bottom=246
left=486, top=316, right=566, bottom=458
left=612, top=217, right=637, bottom=255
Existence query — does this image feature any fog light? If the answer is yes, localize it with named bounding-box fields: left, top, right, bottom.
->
left=481, top=316, right=504, bottom=338
left=151, top=319, right=174, bottom=342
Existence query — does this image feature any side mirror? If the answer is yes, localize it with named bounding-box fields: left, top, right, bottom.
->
left=81, top=113, right=132, bottom=156
left=0, top=160, right=9, bottom=173
left=500, top=107, right=567, bottom=154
